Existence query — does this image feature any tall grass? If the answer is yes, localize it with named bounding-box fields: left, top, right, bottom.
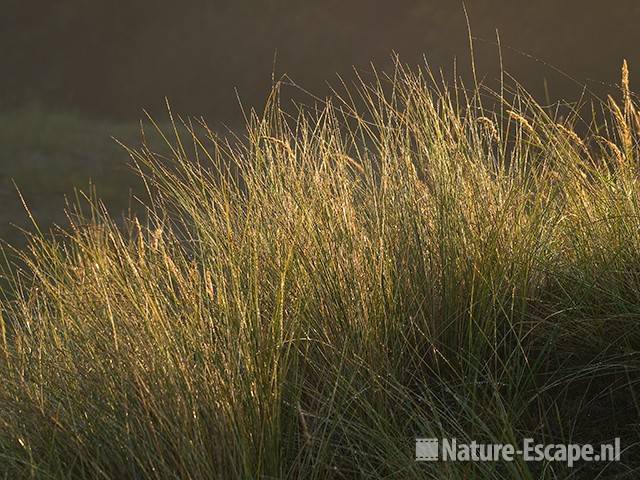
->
left=1, top=62, right=640, bottom=478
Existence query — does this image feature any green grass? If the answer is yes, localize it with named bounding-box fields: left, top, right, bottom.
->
left=1, top=62, right=640, bottom=478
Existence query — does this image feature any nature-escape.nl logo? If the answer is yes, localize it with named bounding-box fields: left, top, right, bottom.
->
left=415, top=437, right=621, bottom=467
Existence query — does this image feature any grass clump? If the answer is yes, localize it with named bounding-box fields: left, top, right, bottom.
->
left=1, top=62, right=640, bottom=479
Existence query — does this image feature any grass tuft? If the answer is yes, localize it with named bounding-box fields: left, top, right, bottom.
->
left=2, top=62, right=640, bottom=478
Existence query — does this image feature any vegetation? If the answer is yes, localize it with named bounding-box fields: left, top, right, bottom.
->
left=1, top=62, right=640, bottom=478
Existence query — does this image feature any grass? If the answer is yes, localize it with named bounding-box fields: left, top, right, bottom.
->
left=1, top=61, right=640, bottom=478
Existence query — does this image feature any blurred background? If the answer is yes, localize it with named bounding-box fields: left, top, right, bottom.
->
left=2, top=0, right=640, bottom=244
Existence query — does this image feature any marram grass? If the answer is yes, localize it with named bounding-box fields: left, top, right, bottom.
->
left=2, top=63, right=640, bottom=479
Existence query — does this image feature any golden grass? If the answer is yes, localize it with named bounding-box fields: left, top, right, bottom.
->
left=1, top=61, right=640, bottom=479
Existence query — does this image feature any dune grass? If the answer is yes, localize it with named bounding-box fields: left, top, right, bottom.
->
left=1, top=62, right=640, bottom=478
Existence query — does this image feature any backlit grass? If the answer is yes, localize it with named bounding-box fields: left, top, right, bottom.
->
left=1, top=62, right=640, bottom=478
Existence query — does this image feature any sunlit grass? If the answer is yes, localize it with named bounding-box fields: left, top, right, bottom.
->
left=1, top=62, right=640, bottom=478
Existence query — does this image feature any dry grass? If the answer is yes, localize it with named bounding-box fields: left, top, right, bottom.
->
left=1, top=62, right=640, bottom=478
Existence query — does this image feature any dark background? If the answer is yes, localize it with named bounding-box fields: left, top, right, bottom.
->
left=3, top=1, right=640, bottom=122
left=1, top=1, right=639, bottom=245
